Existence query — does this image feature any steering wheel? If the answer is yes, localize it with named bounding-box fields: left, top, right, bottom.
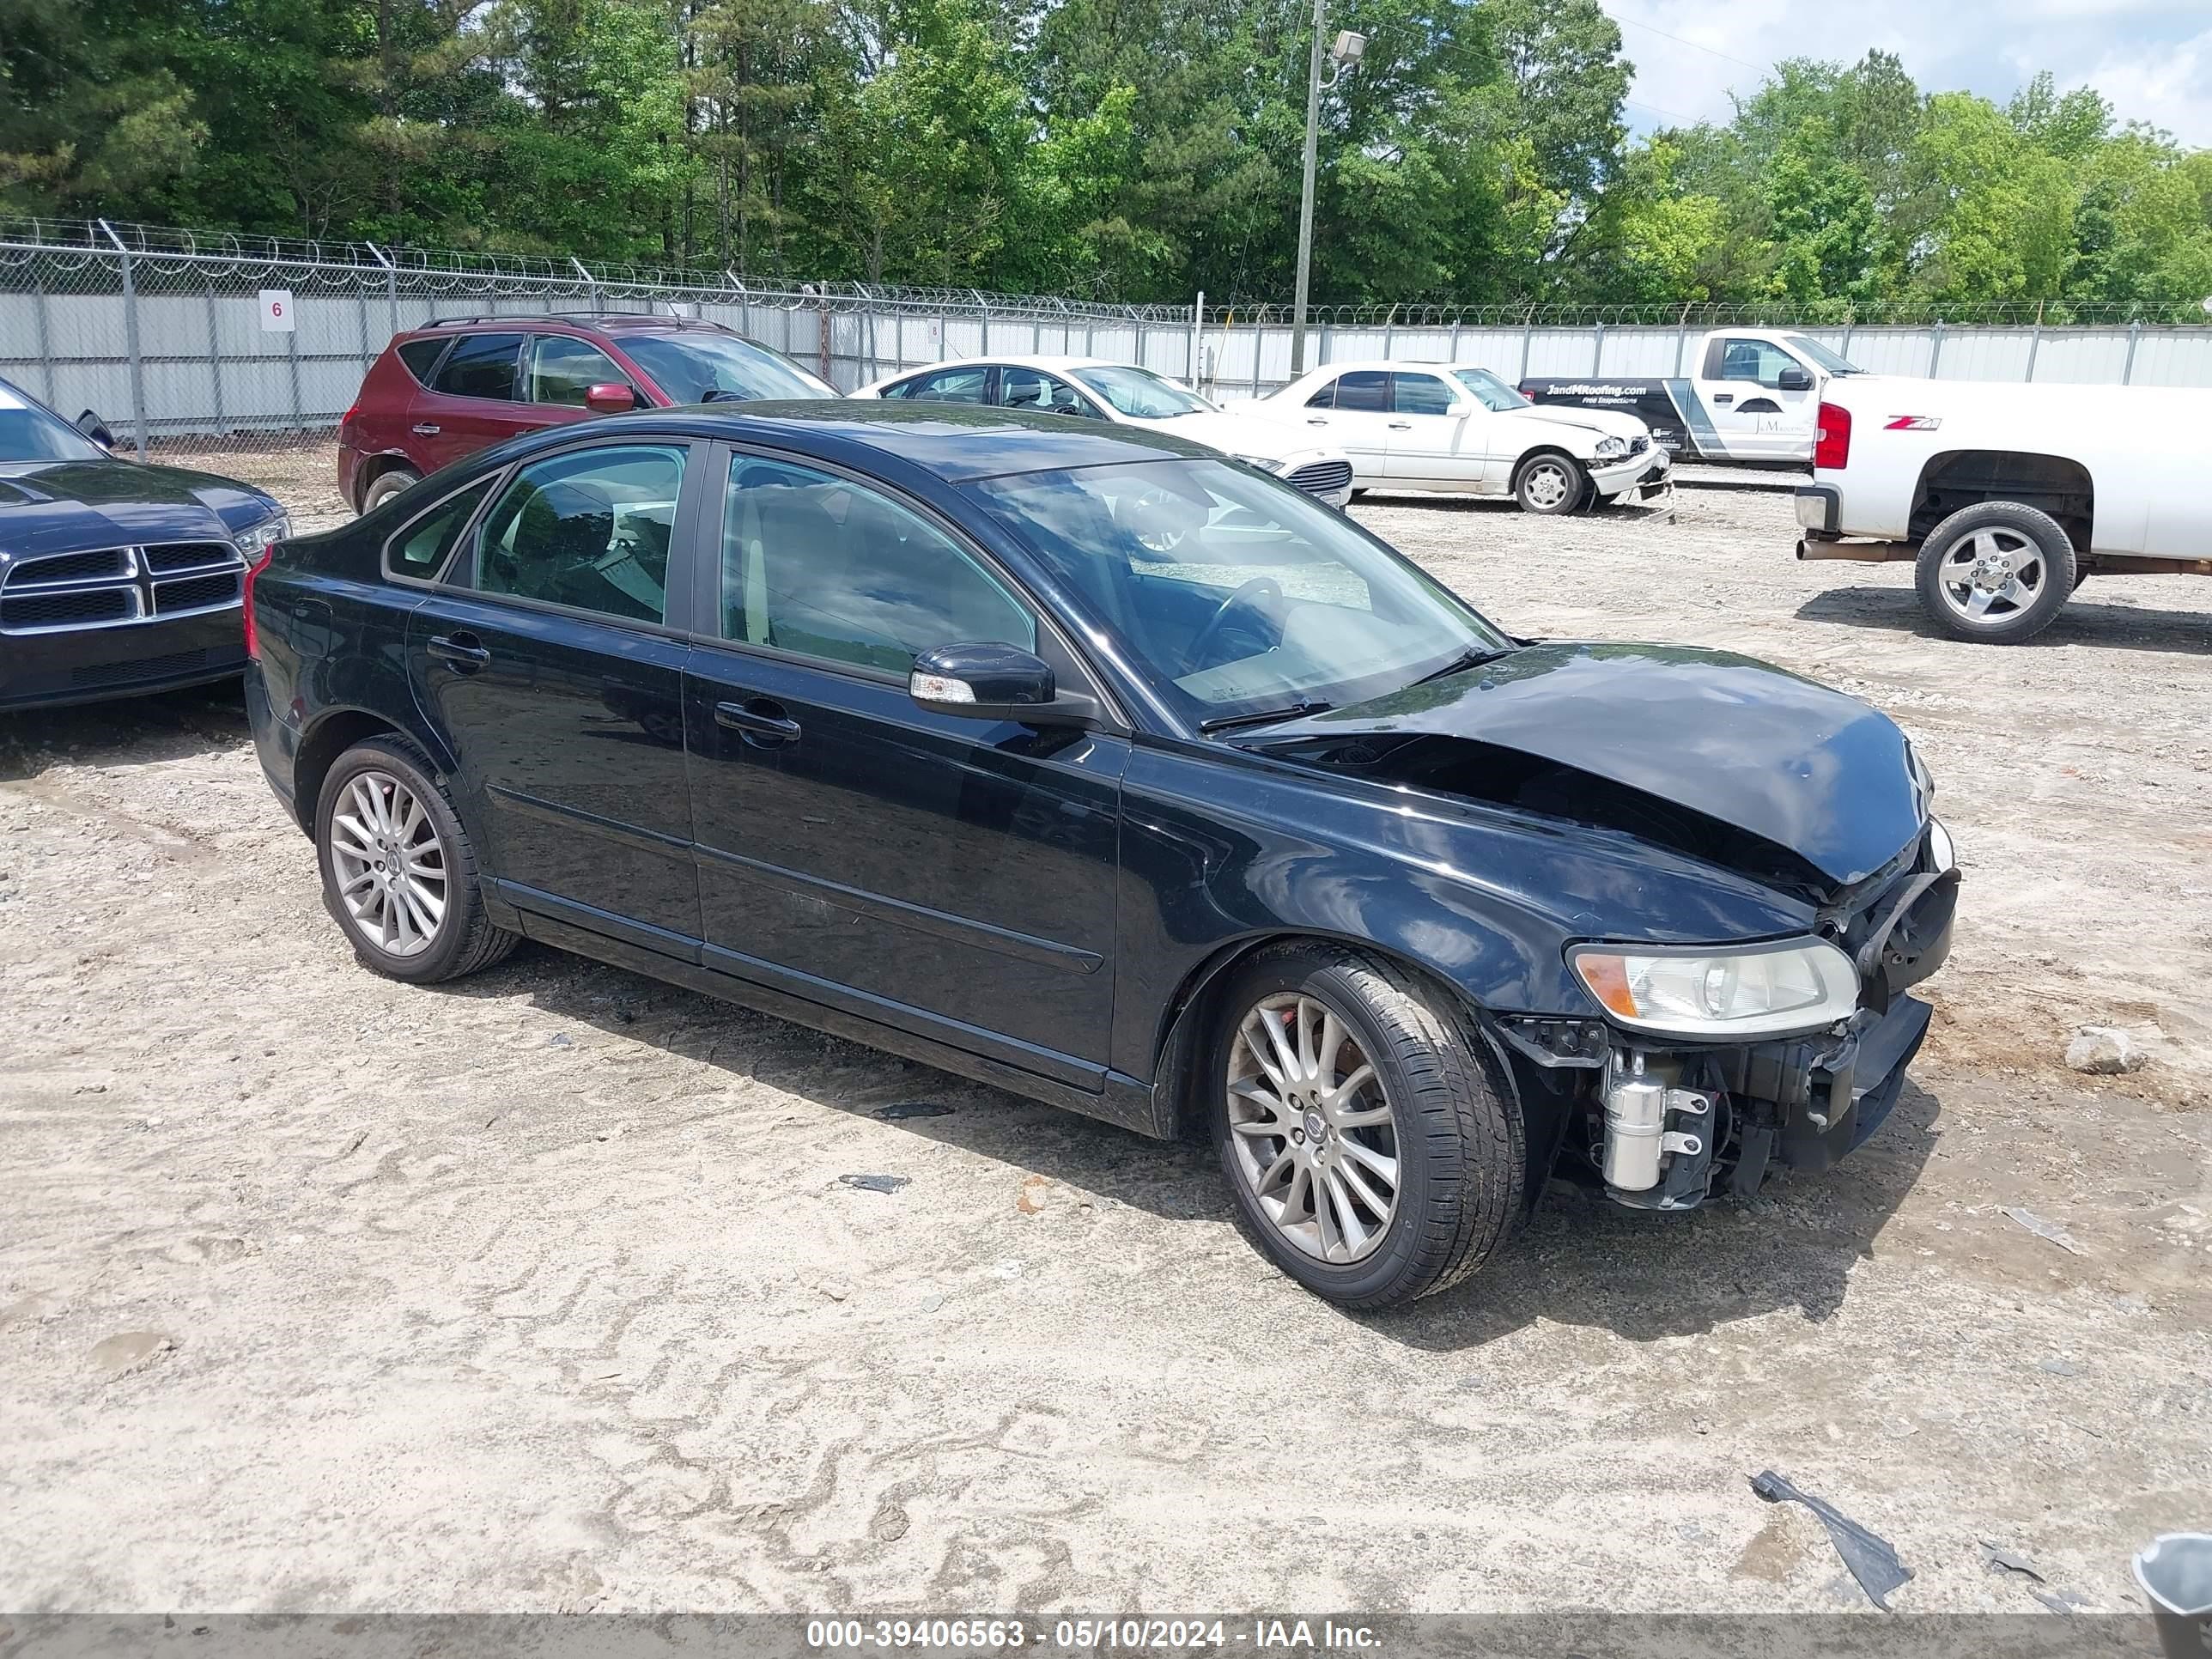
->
left=1185, top=577, right=1283, bottom=671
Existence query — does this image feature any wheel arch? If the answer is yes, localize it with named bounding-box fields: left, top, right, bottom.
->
left=352, top=452, right=421, bottom=512
left=291, top=706, right=460, bottom=835
left=1910, top=448, right=2094, bottom=552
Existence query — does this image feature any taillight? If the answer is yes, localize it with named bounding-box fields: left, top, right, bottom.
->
left=1814, top=401, right=1851, bottom=470
left=241, top=543, right=277, bottom=659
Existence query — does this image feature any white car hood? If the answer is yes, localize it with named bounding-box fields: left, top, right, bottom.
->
left=1504, top=404, right=1651, bottom=445
left=1125, top=408, right=1334, bottom=463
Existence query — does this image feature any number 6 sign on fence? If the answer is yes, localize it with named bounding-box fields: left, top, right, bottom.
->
left=258, top=289, right=295, bottom=332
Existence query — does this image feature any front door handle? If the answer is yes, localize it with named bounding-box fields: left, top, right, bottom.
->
left=1388, top=421, right=1413, bottom=430
left=1711, top=394, right=1734, bottom=406
left=427, top=632, right=490, bottom=672
left=411, top=422, right=442, bottom=436
left=715, top=698, right=801, bottom=745
left=1306, top=417, right=1329, bottom=425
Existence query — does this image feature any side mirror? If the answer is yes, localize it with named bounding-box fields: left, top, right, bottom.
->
left=1449, top=399, right=1480, bottom=418
left=584, top=382, right=639, bottom=414
left=910, top=641, right=1090, bottom=726
left=76, top=410, right=120, bottom=449
left=1777, top=367, right=1814, bottom=392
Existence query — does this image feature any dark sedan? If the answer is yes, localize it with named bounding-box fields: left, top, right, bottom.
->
left=244, top=404, right=1958, bottom=1308
left=0, top=378, right=289, bottom=710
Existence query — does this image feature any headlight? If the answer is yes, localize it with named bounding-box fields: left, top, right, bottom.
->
left=1234, top=455, right=1288, bottom=475
left=1926, top=816, right=1955, bottom=872
left=1593, top=436, right=1629, bottom=461
left=1569, top=938, right=1859, bottom=1039
left=233, top=512, right=291, bottom=564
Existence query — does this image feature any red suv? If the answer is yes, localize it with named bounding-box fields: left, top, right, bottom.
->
left=337, top=313, right=840, bottom=513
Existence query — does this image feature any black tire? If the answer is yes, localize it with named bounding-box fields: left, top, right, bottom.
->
left=1349, top=488, right=1369, bottom=502
left=359, top=465, right=422, bottom=516
left=314, top=733, right=518, bottom=984
left=1914, top=501, right=2075, bottom=644
left=1210, top=944, right=1523, bottom=1308
left=1513, top=451, right=1586, bottom=514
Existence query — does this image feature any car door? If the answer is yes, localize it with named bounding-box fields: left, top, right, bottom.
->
left=881, top=364, right=996, bottom=407
left=410, top=331, right=533, bottom=471
left=1697, top=336, right=1817, bottom=459
left=526, top=333, right=643, bottom=419
left=684, top=448, right=1127, bottom=1087
left=1382, top=371, right=1484, bottom=486
left=404, top=437, right=705, bottom=952
left=995, top=366, right=1105, bottom=419
left=1297, top=370, right=1393, bottom=480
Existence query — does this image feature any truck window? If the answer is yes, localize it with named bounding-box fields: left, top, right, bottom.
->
left=1704, top=337, right=1799, bottom=390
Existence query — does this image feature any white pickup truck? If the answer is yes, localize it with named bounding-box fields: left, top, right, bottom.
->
left=1795, top=377, right=2212, bottom=641
left=1520, top=327, right=1856, bottom=464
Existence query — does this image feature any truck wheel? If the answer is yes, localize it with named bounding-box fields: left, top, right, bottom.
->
left=1513, top=453, right=1585, bottom=514
left=1211, top=944, right=1523, bottom=1308
left=1915, top=501, right=2075, bottom=644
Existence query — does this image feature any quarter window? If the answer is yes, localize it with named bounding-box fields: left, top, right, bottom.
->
left=1333, top=371, right=1389, bottom=412
left=1303, top=380, right=1336, bottom=410
left=720, top=455, right=1033, bottom=674
left=1391, top=374, right=1455, bottom=416
left=431, top=333, right=524, bottom=401
left=472, top=444, right=686, bottom=624
left=529, top=336, right=632, bottom=407
left=396, top=337, right=449, bottom=385
left=389, top=481, right=491, bottom=577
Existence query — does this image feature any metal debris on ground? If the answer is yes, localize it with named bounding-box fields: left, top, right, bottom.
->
left=1749, top=1469, right=1914, bottom=1610
left=875, top=1102, right=955, bottom=1120
left=1981, top=1540, right=2046, bottom=1582
left=838, top=1173, right=911, bottom=1194
left=1999, top=1206, right=2090, bottom=1256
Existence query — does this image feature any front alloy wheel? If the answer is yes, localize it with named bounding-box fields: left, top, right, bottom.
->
left=1210, top=945, right=1524, bottom=1307
left=1515, top=453, right=1584, bottom=514
left=1226, top=993, right=1400, bottom=1263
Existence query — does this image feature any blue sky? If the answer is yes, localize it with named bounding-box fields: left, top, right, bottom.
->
left=1602, top=0, right=2212, bottom=149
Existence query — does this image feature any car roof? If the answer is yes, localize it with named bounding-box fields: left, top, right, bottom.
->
left=875, top=355, right=1183, bottom=381
left=499, top=400, right=1217, bottom=485
left=412, top=313, right=734, bottom=336
left=1296, top=360, right=1481, bottom=375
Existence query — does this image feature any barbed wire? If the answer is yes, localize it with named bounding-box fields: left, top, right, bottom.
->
left=1222, top=299, right=2211, bottom=328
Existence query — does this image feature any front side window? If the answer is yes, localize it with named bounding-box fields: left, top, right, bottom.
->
left=971, top=459, right=1509, bottom=729
left=1392, top=374, right=1456, bottom=416
left=721, top=455, right=1033, bottom=674
left=430, top=333, right=524, bottom=401
left=1333, top=371, right=1389, bottom=412
left=1712, top=337, right=1798, bottom=388
left=616, top=331, right=835, bottom=404
left=998, top=368, right=1092, bottom=416
left=897, top=366, right=992, bottom=405
left=1450, top=368, right=1531, bottom=411
left=1070, top=365, right=1212, bottom=420
left=389, top=481, right=492, bottom=576
left=472, top=444, right=686, bottom=623
left=529, top=336, right=631, bottom=407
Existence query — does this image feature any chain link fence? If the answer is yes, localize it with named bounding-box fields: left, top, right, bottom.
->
left=6, top=216, right=2211, bottom=503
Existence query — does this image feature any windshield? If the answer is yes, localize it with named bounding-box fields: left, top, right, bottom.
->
left=1784, top=335, right=1864, bottom=376
left=971, top=459, right=1511, bottom=730
left=1073, top=365, right=1214, bottom=420
left=1451, top=368, right=1532, bottom=411
left=0, top=385, right=107, bottom=463
left=617, top=331, right=836, bottom=404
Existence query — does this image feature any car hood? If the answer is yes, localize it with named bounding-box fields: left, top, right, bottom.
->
left=0, top=459, right=279, bottom=558
left=1247, top=641, right=1926, bottom=892
left=1504, top=404, right=1651, bottom=444
left=1127, top=409, right=1334, bottom=464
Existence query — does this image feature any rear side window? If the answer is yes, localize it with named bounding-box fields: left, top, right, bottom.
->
left=528, top=336, right=631, bottom=407
left=1334, top=372, right=1389, bottom=412
left=431, top=333, right=524, bottom=401
left=387, top=481, right=491, bottom=578
left=395, top=337, right=448, bottom=385
left=1304, top=380, right=1336, bottom=410
left=1392, top=374, right=1455, bottom=416
left=473, top=443, right=687, bottom=623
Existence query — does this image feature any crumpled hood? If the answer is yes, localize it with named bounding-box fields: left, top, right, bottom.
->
left=1504, top=403, right=1651, bottom=444
left=0, top=459, right=277, bottom=559
left=1252, top=641, right=1926, bottom=888
left=1132, top=409, right=1337, bottom=465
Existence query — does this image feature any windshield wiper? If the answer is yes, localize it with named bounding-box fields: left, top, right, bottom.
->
left=1199, top=699, right=1333, bottom=733
left=1412, top=646, right=1508, bottom=685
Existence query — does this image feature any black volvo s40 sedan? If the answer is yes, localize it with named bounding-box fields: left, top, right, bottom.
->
left=0, top=377, right=289, bottom=710
left=244, top=404, right=1958, bottom=1307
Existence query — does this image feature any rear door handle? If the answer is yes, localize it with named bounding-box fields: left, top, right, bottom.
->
left=427, top=632, right=489, bottom=672
left=1388, top=421, right=1413, bottom=430
left=715, top=698, right=801, bottom=745
left=411, top=422, right=441, bottom=435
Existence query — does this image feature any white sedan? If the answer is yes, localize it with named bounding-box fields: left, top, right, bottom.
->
left=852, top=356, right=1355, bottom=508
left=1240, top=361, right=1672, bottom=514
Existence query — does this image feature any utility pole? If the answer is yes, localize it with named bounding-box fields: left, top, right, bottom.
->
left=1290, top=9, right=1364, bottom=377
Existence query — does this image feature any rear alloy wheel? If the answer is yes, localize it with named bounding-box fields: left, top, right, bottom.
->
left=315, top=736, right=517, bottom=983
left=359, top=466, right=422, bottom=515
left=1513, top=453, right=1584, bottom=514
left=1212, top=945, right=1523, bottom=1307
left=1915, top=501, right=2075, bottom=644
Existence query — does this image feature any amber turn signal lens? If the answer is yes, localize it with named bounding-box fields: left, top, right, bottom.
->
left=1576, top=952, right=1639, bottom=1018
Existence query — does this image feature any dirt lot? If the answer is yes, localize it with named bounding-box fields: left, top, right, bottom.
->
left=2, top=469, right=2207, bottom=1618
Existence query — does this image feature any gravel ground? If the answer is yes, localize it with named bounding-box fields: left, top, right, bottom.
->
left=2, top=465, right=2207, bottom=1618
